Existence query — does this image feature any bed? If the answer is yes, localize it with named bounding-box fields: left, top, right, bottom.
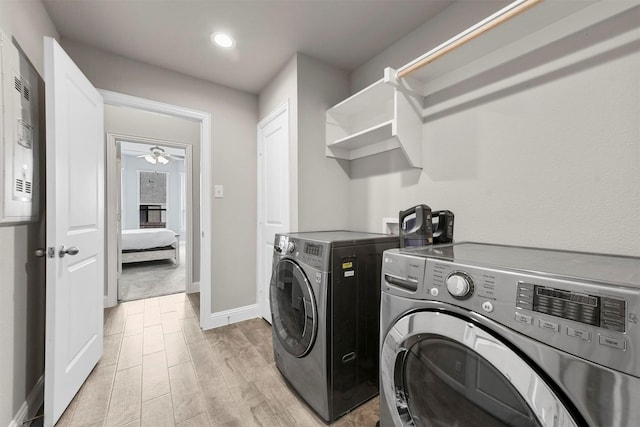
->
left=121, top=228, right=180, bottom=264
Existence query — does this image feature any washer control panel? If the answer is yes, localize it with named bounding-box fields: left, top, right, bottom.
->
left=420, top=257, right=639, bottom=377
left=273, top=235, right=327, bottom=271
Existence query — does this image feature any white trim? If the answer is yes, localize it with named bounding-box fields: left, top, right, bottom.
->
left=192, top=281, right=200, bottom=292
left=9, top=375, right=44, bottom=427
left=99, top=90, right=211, bottom=319
left=204, top=304, right=260, bottom=329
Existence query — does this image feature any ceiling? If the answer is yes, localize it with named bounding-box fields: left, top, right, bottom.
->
left=42, top=0, right=455, bottom=94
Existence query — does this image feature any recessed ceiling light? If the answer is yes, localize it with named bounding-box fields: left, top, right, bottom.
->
left=211, top=32, right=235, bottom=49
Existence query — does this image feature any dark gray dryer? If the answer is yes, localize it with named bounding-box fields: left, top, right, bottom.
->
left=270, top=231, right=399, bottom=422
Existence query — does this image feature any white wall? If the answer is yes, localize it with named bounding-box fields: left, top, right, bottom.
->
left=259, top=55, right=299, bottom=230
left=296, top=54, right=351, bottom=231
left=0, top=2, right=58, bottom=425
left=258, top=53, right=352, bottom=232
left=348, top=3, right=640, bottom=256
left=60, top=39, right=259, bottom=312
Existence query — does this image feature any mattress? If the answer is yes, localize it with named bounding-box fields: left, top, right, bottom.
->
left=121, top=228, right=177, bottom=251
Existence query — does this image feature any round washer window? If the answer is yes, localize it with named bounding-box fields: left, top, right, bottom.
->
left=270, top=259, right=318, bottom=357
left=403, top=337, right=541, bottom=427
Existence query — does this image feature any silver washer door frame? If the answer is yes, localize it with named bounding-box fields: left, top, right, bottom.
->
left=270, top=258, right=318, bottom=357
left=381, top=310, right=579, bottom=427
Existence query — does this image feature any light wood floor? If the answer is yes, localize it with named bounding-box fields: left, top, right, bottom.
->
left=56, top=293, right=379, bottom=426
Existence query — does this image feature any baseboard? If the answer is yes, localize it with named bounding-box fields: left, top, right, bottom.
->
left=10, top=374, right=44, bottom=427
left=189, top=281, right=200, bottom=293
left=201, top=303, right=260, bottom=330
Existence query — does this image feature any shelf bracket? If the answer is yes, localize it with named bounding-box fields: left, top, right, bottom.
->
left=383, top=67, right=423, bottom=101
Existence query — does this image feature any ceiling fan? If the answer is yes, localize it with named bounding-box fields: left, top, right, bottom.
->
left=137, top=146, right=180, bottom=165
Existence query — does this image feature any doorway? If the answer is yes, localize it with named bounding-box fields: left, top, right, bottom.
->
left=101, top=90, right=213, bottom=330
left=117, top=140, right=191, bottom=302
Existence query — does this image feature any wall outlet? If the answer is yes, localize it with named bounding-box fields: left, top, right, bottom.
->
left=214, top=184, right=224, bottom=198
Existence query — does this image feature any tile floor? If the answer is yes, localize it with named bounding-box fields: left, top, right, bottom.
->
left=55, top=293, right=379, bottom=426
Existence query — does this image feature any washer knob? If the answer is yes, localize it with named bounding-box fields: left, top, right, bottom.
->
left=287, top=241, right=295, bottom=254
left=446, top=273, right=474, bottom=299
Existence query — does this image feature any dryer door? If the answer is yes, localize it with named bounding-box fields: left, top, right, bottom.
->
left=381, top=311, right=580, bottom=427
left=270, top=258, right=318, bottom=357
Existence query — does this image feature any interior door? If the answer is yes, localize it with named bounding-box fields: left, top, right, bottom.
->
left=257, top=102, right=289, bottom=322
left=44, top=37, right=104, bottom=427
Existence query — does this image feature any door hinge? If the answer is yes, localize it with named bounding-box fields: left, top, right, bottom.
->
left=47, top=247, right=55, bottom=258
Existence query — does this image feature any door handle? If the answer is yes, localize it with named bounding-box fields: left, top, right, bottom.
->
left=35, top=247, right=55, bottom=258
left=59, top=246, right=80, bottom=257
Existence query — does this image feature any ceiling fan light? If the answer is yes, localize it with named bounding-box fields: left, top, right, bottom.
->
left=144, top=155, right=156, bottom=164
left=158, top=156, right=169, bottom=165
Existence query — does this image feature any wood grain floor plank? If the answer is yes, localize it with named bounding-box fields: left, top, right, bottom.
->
left=197, top=375, right=243, bottom=427
left=124, top=313, right=144, bottom=337
left=165, top=331, right=191, bottom=367
left=143, top=324, right=165, bottom=355
left=78, top=301, right=380, bottom=427
left=105, top=365, right=143, bottom=426
left=142, top=351, right=170, bottom=402
left=98, top=333, right=122, bottom=367
left=181, top=315, right=205, bottom=344
left=161, top=310, right=181, bottom=334
left=143, top=297, right=162, bottom=327
left=188, top=339, right=223, bottom=380
left=117, top=333, right=143, bottom=371
left=176, top=299, right=195, bottom=319
left=123, top=299, right=145, bottom=315
left=176, top=413, right=212, bottom=427
left=169, top=362, right=206, bottom=424
left=69, top=364, right=116, bottom=426
left=159, top=294, right=179, bottom=313
left=104, top=304, right=126, bottom=336
left=141, top=393, right=175, bottom=427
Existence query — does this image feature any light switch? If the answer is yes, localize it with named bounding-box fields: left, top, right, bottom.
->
left=214, top=185, right=224, bottom=198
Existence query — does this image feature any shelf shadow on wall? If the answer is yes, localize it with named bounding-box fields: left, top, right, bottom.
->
left=423, top=6, right=640, bottom=123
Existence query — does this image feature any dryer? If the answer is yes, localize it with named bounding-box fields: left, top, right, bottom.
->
left=379, top=242, right=640, bottom=426
left=270, top=231, right=398, bottom=422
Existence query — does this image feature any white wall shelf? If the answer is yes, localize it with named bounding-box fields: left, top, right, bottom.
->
left=325, top=0, right=638, bottom=170
left=325, top=72, right=422, bottom=168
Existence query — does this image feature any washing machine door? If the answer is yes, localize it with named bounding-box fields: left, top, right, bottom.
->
left=381, top=311, right=580, bottom=427
left=270, top=258, right=318, bottom=357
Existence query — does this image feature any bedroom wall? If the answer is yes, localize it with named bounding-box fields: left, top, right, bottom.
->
left=0, top=2, right=59, bottom=425
left=347, top=3, right=640, bottom=256
left=105, top=103, right=197, bottom=263
left=61, top=39, right=259, bottom=313
left=121, top=154, right=185, bottom=234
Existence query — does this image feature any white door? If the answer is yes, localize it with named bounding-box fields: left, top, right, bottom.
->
left=43, top=37, right=104, bottom=426
left=257, top=102, right=289, bottom=322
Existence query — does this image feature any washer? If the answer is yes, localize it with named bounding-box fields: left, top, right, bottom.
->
left=379, top=242, right=640, bottom=427
left=270, top=231, right=398, bottom=422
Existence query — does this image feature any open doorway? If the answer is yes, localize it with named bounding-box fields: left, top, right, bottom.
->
left=117, top=140, right=190, bottom=301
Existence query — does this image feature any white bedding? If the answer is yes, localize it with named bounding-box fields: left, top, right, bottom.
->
left=121, top=228, right=177, bottom=251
